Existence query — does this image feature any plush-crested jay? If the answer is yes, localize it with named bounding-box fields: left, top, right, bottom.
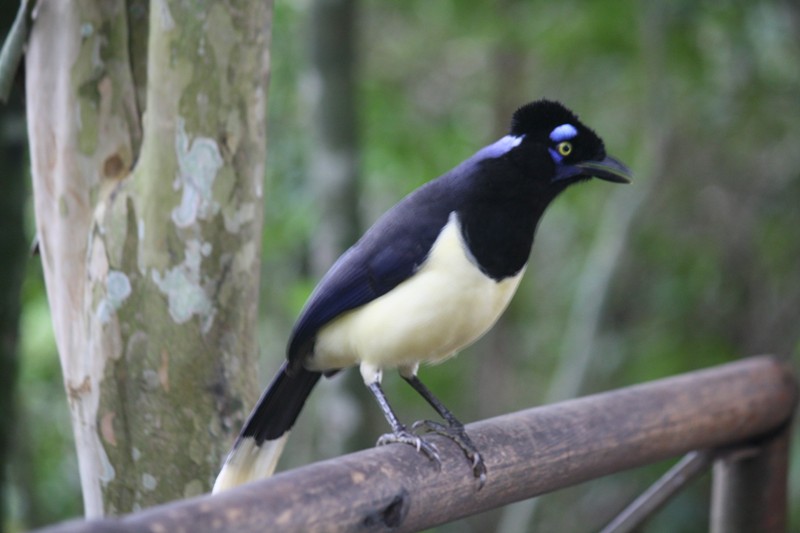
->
left=213, top=100, right=632, bottom=493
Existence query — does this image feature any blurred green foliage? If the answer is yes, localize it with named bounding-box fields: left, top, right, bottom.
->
left=4, top=0, right=799, bottom=531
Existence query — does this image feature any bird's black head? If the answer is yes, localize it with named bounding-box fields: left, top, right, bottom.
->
left=506, top=99, right=631, bottom=186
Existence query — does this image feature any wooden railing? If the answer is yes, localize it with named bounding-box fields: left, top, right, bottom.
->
left=37, top=356, right=796, bottom=533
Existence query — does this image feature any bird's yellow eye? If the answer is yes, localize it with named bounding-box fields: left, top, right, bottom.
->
left=557, top=141, right=573, bottom=157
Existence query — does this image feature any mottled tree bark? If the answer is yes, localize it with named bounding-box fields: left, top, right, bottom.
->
left=25, top=0, right=270, bottom=516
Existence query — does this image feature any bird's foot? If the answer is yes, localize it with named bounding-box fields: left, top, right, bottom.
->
left=377, top=428, right=442, bottom=471
left=412, top=419, right=487, bottom=489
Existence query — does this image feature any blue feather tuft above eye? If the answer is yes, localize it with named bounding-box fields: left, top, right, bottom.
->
left=549, top=124, right=577, bottom=143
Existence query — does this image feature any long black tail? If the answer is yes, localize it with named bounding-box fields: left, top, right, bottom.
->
left=213, top=362, right=322, bottom=493
left=240, top=362, right=322, bottom=443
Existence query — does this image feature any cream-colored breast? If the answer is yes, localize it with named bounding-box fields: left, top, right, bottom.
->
left=311, top=212, right=524, bottom=372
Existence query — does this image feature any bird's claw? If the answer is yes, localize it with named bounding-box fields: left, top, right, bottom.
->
left=412, top=419, right=487, bottom=489
left=377, top=428, right=442, bottom=470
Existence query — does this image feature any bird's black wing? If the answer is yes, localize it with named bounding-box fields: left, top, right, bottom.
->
left=286, top=178, right=458, bottom=367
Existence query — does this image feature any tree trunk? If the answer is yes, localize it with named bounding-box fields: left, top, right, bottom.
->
left=304, top=0, right=377, bottom=458
left=307, top=0, right=361, bottom=274
left=25, top=0, right=270, bottom=517
left=0, top=80, right=27, bottom=533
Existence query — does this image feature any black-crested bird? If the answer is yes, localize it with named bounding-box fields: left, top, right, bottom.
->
left=213, top=100, right=631, bottom=493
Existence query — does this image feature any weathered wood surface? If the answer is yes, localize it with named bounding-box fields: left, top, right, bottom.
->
left=37, top=356, right=796, bottom=533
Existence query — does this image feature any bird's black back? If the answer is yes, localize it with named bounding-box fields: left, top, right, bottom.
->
left=287, top=99, right=616, bottom=371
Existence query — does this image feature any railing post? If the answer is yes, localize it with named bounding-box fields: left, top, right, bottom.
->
left=710, top=423, right=792, bottom=533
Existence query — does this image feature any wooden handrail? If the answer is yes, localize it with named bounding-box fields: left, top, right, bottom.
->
left=37, top=356, right=796, bottom=533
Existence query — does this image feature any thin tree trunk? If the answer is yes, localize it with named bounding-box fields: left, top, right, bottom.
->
left=307, top=0, right=360, bottom=274
left=25, top=0, right=271, bottom=516
left=303, top=0, right=371, bottom=460
left=0, top=81, right=27, bottom=533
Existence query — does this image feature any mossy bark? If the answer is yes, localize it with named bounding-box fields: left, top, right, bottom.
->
left=25, top=0, right=270, bottom=516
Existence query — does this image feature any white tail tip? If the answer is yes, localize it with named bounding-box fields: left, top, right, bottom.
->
left=212, top=433, right=289, bottom=494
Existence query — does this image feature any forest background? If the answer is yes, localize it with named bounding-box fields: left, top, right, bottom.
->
left=1, top=1, right=798, bottom=532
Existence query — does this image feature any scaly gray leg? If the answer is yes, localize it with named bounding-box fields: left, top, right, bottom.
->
left=367, top=381, right=441, bottom=469
left=403, top=374, right=487, bottom=488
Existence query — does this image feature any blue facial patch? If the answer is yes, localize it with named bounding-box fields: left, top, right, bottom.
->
left=548, top=147, right=563, bottom=163
left=549, top=124, right=577, bottom=143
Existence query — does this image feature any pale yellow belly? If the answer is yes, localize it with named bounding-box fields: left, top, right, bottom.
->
left=311, top=213, right=524, bottom=372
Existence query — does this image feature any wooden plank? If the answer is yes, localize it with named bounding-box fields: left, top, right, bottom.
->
left=37, top=355, right=797, bottom=533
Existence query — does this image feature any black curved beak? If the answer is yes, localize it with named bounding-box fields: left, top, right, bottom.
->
left=574, top=155, right=632, bottom=184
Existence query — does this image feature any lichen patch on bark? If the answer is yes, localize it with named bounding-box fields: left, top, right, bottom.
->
left=151, top=239, right=216, bottom=331
left=171, top=117, right=224, bottom=228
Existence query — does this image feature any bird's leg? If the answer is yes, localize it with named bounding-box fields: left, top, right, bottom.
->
left=402, top=373, right=487, bottom=488
left=366, top=381, right=442, bottom=469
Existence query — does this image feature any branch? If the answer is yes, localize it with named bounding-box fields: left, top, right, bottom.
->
left=35, top=356, right=796, bottom=533
left=0, top=0, right=32, bottom=103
